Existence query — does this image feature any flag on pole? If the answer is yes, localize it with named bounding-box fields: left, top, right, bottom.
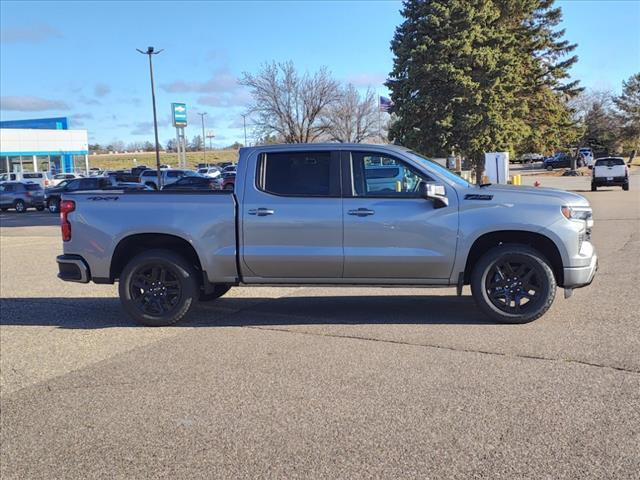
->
left=379, top=96, right=394, bottom=112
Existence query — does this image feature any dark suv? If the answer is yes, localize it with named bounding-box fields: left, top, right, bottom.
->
left=45, top=177, right=149, bottom=213
left=0, top=182, right=45, bottom=212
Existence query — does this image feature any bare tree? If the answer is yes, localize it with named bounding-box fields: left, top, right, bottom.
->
left=240, top=61, right=340, bottom=143
left=322, top=85, right=379, bottom=143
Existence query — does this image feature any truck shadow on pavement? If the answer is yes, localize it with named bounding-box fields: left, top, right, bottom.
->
left=0, top=295, right=494, bottom=329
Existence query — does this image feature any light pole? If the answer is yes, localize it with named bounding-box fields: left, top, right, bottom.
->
left=206, top=130, right=215, bottom=152
left=241, top=114, right=248, bottom=146
left=136, top=46, right=163, bottom=187
left=198, top=112, right=207, bottom=164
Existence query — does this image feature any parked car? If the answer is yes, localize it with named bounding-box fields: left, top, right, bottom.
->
left=0, top=181, right=45, bottom=212
left=51, top=173, right=81, bottom=186
left=45, top=176, right=149, bottom=213
left=197, top=166, right=222, bottom=178
left=57, top=143, right=597, bottom=327
left=162, top=176, right=218, bottom=191
left=139, top=169, right=199, bottom=190
left=220, top=172, right=235, bottom=190
left=591, top=157, right=629, bottom=191
left=513, top=153, right=544, bottom=164
left=578, top=148, right=595, bottom=168
left=543, top=153, right=572, bottom=170
left=0, top=171, right=51, bottom=188
left=222, top=164, right=237, bottom=174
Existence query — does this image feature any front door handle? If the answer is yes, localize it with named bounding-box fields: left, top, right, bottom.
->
left=348, top=208, right=375, bottom=217
left=248, top=208, right=274, bottom=216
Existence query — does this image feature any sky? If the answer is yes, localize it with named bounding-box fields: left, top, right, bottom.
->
left=1, top=0, right=639, bottom=147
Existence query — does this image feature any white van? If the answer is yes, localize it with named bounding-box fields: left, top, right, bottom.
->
left=0, top=172, right=51, bottom=188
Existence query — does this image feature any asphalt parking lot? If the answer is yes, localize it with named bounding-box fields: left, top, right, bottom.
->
left=1, top=172, right=639, bottom=479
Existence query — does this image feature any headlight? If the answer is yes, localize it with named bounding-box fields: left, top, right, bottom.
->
left=562, top=205, right=593, bottom=228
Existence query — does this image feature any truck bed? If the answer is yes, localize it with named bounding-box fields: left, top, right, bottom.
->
left=63, top=190, right=238, bottom=284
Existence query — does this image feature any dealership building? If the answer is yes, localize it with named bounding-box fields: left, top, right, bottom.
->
left=0, top=117, right=89, bottom=175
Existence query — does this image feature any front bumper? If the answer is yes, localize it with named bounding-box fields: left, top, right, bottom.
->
left=563, top=253, right=598, bottom=289
left=56, top=254, right=90, bottom=283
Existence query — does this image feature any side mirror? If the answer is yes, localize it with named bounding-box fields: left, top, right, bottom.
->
left=419, top=181, right=449, bottom=208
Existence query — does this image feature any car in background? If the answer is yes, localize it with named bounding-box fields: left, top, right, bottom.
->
left=543, top=153, right=572, bottom=170
left=51, top=173, right=82, bottom=186
left=45, top=176, right=149, bottom=213
left=0, top=181, right=45, bottom=212
left=0, top=171, right=51, bottom=188
left=222, top=164, right=237, bottom=174
left=513, top=153, right=544, bottom=164
left=592, top=157, right=629, bottom=191
left=197, top=166, right=222, bottom=178
left=578, top=148, right=595, bottom=168
left=139, top=168, right=199, bottom=190
left=220, top=172, right=235, bottom=191
left=162, top=176, right=218, bottom=191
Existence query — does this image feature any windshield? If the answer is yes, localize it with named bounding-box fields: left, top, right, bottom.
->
left=405, top=151, right=470, bottom=187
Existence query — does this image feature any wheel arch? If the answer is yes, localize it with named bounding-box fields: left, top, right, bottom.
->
left=110, top=233, right=204, bottom=284
left=463, top=230, right=564, bottom=286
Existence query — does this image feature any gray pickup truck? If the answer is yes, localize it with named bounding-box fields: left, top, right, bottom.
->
left=56, top=144, right=597, bottom=326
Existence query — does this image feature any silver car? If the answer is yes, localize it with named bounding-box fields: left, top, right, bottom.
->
left=0, top=181, right=45, bottom=212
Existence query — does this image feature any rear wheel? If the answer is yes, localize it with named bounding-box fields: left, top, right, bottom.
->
left=199, top=285, right=231, bottom=302
left=145, top=182, right=158, bottom=190
left=14, top=200, right=26, bottom=213
left=36, top=205, right=45, bottom=211
left=546, top=165, right=553, bottom=171
left=224, top=183, right=234, bottom=191
left=119, top=249, right=199, bottom=326
left=622, top=182, right=629, bottom=191
left=1, top=208, right=8, bottom=212
left=591, top=183, right=597, bottom=191
left=471, top=245, right=556, bottom=324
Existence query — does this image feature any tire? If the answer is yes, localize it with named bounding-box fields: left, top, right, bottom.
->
left=199, top=285, right=231, bottom=302
left=546, top=165, right=553, bottom=171
left=471, top=245, right=556, bottom=324
left=14, top=200, right=26, bottom=213
left=47, top=198, right=59, bottom=213
left=119, top=249, right=199, bottom=326
left=224, top=183, right=234, bottom=191
left=622, top=182, right=629, bottom=191
left=591, top=183, right=597, bottom=192
left=1, top=208, right=8, bottom=212
left=145, top=182, right=158, bottom=190
left=36, top=205, right=45, bottom=211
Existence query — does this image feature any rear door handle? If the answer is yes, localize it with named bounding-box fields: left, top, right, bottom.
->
left=248, top=208, right=274, bottom=216
left=348, top=208, right=375, bottom=217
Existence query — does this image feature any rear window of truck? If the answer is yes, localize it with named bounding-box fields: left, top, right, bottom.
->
left=595, top=158, right=624, bottom=166
left=257, top=151, right=338, bottom=196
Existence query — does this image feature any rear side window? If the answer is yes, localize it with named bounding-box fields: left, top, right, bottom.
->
left=256, top=151, right=339, bottom=196
left=595, top=158, right=624, bottom=166
left=23, top=173, right=43, bottom=179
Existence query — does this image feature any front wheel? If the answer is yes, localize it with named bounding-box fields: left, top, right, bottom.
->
left=47, top=199, right=59, bottom=213
left=119, top=249, right=199, bottom=326
left=471, top=245, right=556, bottom=324
left=591, top=183, right=597, bottom=192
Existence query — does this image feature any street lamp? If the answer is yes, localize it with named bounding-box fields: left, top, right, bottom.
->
left=241, top=114, right=248, bottom=146
left=198, top=112, right=207, bottom=164
left=136, top=46, right=163, bottom=188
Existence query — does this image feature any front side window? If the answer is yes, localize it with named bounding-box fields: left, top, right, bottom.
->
left=350, top=152, right=431, bottom=197
left=257, top=151, right=338, bottom=196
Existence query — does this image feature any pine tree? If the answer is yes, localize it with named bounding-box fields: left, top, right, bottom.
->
left=614, top=73, right=640, bottom=149
left=387, top=0, right=581, bottom=170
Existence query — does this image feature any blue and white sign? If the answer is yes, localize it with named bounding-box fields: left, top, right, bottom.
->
left=171, top=103, right=187, bottom=127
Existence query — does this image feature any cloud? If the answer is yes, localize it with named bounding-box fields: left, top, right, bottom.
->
left=79, top=96, right=101, bottom=106
left=0, top=96, right=69, bottom=111
left=197, top=89, right=251, bottom=108
left=227, top=116, right=250, bottom=129
left=1, top=24, right=63, bottom=44
left=70, top=113, right=94, bottom=120
left=345, top=72, right=388, bottom=88
left=161, top=68, right=238, bottom=93
left=131, top=122, right=154, bottom=135
left=94, top=83, right=111, bottom=97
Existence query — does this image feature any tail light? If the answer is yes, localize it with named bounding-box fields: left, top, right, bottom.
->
left=60, top=200, right=75, bottom=241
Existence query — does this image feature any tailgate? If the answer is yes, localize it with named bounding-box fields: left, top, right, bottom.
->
left=594, top=165, right=626, bottom=177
